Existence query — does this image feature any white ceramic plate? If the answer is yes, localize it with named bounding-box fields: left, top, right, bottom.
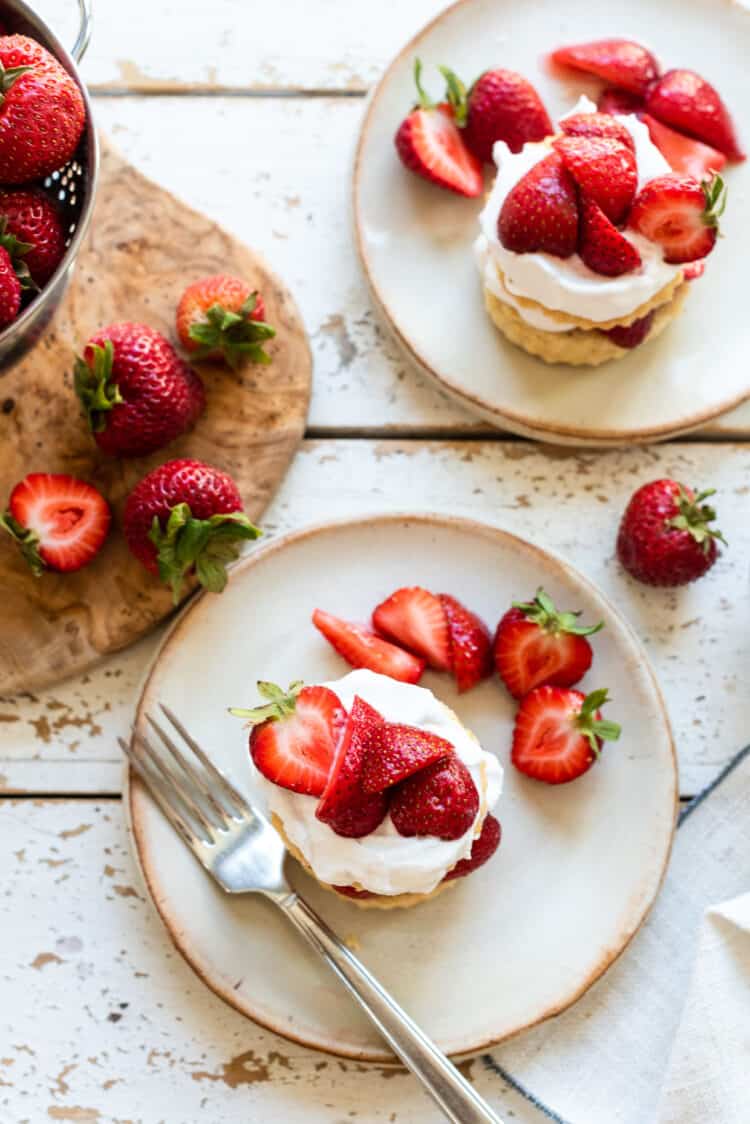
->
left=127, top=515, right=677, bottom=1060
left=353, top=0, right=750, bottom=445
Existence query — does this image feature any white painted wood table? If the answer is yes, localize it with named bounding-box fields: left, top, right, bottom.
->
left=2, top=3, right=749, bottom=1121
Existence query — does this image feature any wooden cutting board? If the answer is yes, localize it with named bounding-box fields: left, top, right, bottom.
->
left=0, top=138, right=311, bottom=695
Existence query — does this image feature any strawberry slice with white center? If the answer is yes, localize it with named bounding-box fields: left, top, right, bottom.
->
left=231, top=681, right=346, bottom=797
left=361, top=723, right=453, bottom=794
left=511, top=686, right=621, bottom=785
left=629, top=172, right=726, bottom=264
left=395, top=59, right=483, bottom=197
left=439, top=594, right=493, bottom=692
left=316, top=696, right=388, bottom=837
left=372, top=586, right=452, bottom=671
left=0, top=472, right=111, bottom=575
left=312, top=608, right=425, bottom=683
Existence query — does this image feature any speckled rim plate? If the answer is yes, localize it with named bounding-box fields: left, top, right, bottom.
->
left=353, top=0, right=750, bottom=446
left=126, top=514, right=678, bottom=1061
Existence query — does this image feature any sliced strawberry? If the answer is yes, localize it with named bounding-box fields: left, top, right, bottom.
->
left=439, top=594, right=493, bottom=692
left=332, top=884, right=375, bottom=900
left=629, top=172, right=726, bottom=264
left=316, top=696, right=388, bottom=837
left=497, top=152, right=579, bottom=257
left=603, top=311, right=655, bottom=349
left=312, top=609, right=425, bottom=684
left=0, top=473, right=111, bottom=575
left=683, top=261, right=705, bottom=282
left=372, top=587, right=451, bottom=671
left=395, top=60, right=483, bottom=197
left=597, top=88, right=645, bottom=117
left=361, top=723, right=453, bottom=794
left=645, top=69, right=745, bottom=162
left=554, top=134, right=637, bottom=225
left=579, top=196, right=642, bottom=277
left=231, top=682, right=346, bottom=797
left=641, top=113, right=727, bottom=181
left=550, top=39, right=660, bottom=96
left=390, top=754, right=479, bottom=840
left=511, top=686, right=620, bottom=785
left=493, top=588, right=603, bottom=700
left=444, top=815, right=502, bottom=881
left=560, top=111, right=635, bottom=152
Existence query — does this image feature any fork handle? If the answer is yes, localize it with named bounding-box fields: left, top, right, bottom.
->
left=277, top=893, right=504, bottom=1124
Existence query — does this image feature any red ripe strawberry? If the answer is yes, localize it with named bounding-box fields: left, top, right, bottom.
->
left=497, top=152, right=579, bottom=257
left=390, top=754, right=479, bottom=840
left=550, top=39, right=660, bottom=96
left=439, top=65, right=552, bottom=163
left=554, top=134, right=637, bottom=225
left=312, top=608, right=426, bottom=683
left=0, top=472, right=110, bottom=575
left=493, top=588, right=603, bottom=700
left=629, top=172, right=726, bottom=264
left=683, top=261, right=705, bottom=282
left=74, top=322, right=206, bottom=458
left=0, top=188, right=65, bottom=287
left=645, top=70, right=745, bottom=162
left=395, top=59, right=483, bottom=197
left=602, top=311, right=655, bottom=349
left=175, top=275, right=275, bottom=369
left=560, top=111, right=635, bottom=152
left=616, top=479, right=725, bottom=587
left=231, top=681, right=346, bottom=798
left=439, top=593, right=492, bottom=692
left=511, top=686, right=621, bottom=785
left=332, top=884, right=375, bottom=900
left=361, top=723, right=453, bottom=794
left=372, top=586, right=452, bottom=671
left=0, top=35, right=86, bottom=183
left=579, top=196, right=642, bottom=277
left=444, top=814, right=501, bottom=881
left=597, top=88, right=645, bottom=117
left=640, top=113, right=727, bottom=181
left=0, top=244, right=21, bottom=326
left=123, top=458, right=260, bottom=599
left=316, top=696, right=388, bottom=837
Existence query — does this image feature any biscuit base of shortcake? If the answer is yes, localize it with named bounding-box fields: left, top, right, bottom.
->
left=484, top=278, right=689, bottom=367
left=272, top=813, right=458, bottom=910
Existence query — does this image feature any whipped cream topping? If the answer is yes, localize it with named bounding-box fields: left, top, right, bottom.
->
left=476, top=96, right=682, bottom=330
left=256, top=669, right=503, bottom=897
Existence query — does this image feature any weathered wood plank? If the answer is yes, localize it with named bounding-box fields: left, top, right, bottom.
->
left=1, top=439, right=747, bottom=797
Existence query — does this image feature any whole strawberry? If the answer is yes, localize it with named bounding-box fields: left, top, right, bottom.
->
left=123, top=458, right=261, bottom=599
left=0, top=35, right=86, bottom=183
left=617, top=479, right=725, bottom=586
left=440, top=65, right=552, bottom=163
left=0, top=244, right=21, bottom=326
left=0, top=188, right=65, bottom=287
left=73, top=322, right=205, bottom=458
left=176, top=275, right=275, bottom=369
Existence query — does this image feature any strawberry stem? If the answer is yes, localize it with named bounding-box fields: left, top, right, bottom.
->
left=148, top=501, right=261, bottom=603
left=437, top=66, right=469, bottom=127
left=573, top=689, right=621, bottom=757
left=229, top=680, right=304, bottom=725
left=666, top=486, right=727, bottom=553
left=73, top=340, right=124, bottom=432
left=188, top=293, right=276, bottom=370
left=0, top=217, right=38, bottom=292
left=0, top=512, right=45, bottom=576
left=701, top=173, right=727, bottom=230
left=0, top=63, right=33, bottom=107
left=412, top=58, right=434, bottom=111
left=513, top=587, right=604, bottom=637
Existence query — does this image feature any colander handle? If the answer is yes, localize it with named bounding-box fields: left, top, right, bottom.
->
left=71, top=0, right=93, bottom=63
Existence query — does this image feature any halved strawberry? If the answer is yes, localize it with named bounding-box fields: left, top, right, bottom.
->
left=372, top=586, right=451, bottom=671
left=641, top=113, right=727, bottom=181
left=230, top=681, right=346, bottom=797
left=629, top=172, right=726, bottom=264
left=497, top=152, right=579, bottom=258
left=439, top=594, right=493, bottom=692
left=603, top=311, right=655, bottom=349
left=390, top=754, right=479, bottom=840
left=550, top=39, right=660, bottom=96
left=395, top=59, right=483, bottom=197
left=493, top=588, right=603, bottom=700
left=361, top=723, right=453, bottom=794
left=312, top=608, right=425, bottom=684
left=511, top=686, right=621, bottom=785
left=0, top=473, right=111, bottom=575
left=554, top=134, right=637, bottom=225
left=579, top=196, right=642, bottom=277
left=645, top=69, right=745, bottom=162
left=316, top=696, right=388, bottom=837
left=597, top=88, right=645, bottom=117
left=444, top=814, right=501, bottom=881
left=560, top=111, right=635, bottom=152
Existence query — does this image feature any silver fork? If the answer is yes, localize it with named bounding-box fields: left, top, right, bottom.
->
left=120, top=706, right=504, bottom=1124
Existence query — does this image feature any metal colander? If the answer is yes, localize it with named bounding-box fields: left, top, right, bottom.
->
left=0, top=0, right=98, bottom=367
